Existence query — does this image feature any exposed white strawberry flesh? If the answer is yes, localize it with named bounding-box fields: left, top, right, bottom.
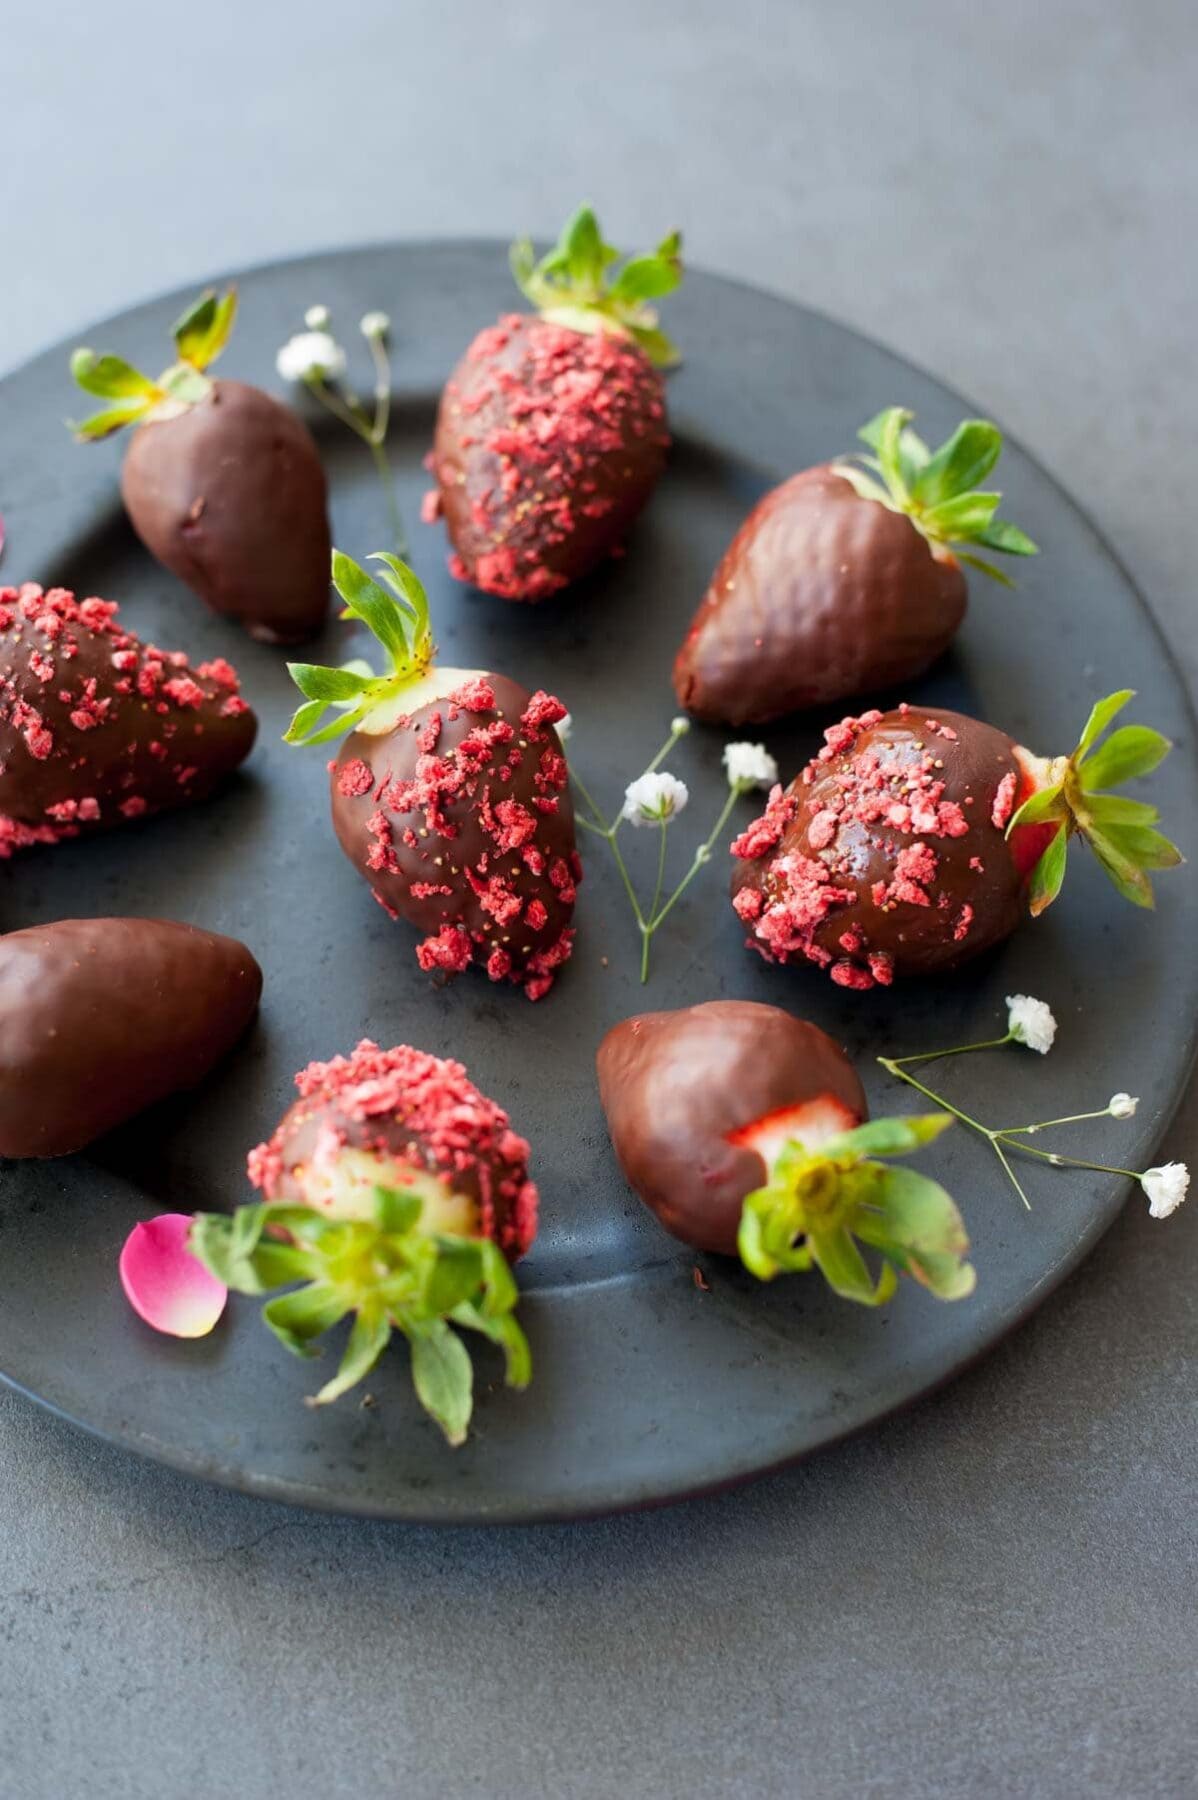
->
left=286, top=1145, right=479, bottom=1234
left=357, top=665, right=489, bottom=736
left=725, top=1094, right=860, bottom=1174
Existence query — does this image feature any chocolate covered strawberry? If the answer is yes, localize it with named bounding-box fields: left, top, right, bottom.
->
left=70, top=289, right=330, bottom=642
left=426, top=204, right=680, bottom=601
left=731, top=691, right=1182, bottom=989
left=0, top=918, right=261, bottom=1157
left=597, top=999, right=973, bottom=1303
left=0, top=581, right=256, bottom=856
left=674, top=407, right=1037, bottom=725
left=285, top=551, right=579, bottom=998
left=190, top=1039, right=535, bottom=1437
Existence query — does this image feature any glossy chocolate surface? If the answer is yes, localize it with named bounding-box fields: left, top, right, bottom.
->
left=0, top=917, right=261, bottom=1157
left=597, top=999, right=866, bottom=1255
left=432, top=314, right=668, bottom=600
left=673, top=466, right=967, bottom=724
left=731, top=707, right=1025, bottom=986
left=121, top=379, right=330, bottom=643
left=329, top=673, right=578, bottom=999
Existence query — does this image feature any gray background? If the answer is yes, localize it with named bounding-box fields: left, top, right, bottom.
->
left=2, top=1, right=1195, bottom=1794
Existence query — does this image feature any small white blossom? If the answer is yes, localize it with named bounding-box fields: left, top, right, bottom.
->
left=276, top=331, right=346, bottom=383
left=1141, top=1162, right=1189, bottom=1219
left=1109, top=1093, right=1139, bottom=1120
left=622, top=771, right=689, bottom=827
left=723, top=741, right=779, bottom=791
left=555, top=710, right=572, bottom=743
left=1006, top=994, right=1057, bottom=1055
left=304, top=304, right=332, bottom=330
left=670, top=717, right=691, bottom=737
left=360, top=310, right=390, bottom=340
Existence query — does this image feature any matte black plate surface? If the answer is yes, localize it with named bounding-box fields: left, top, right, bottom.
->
left=0, top=245, right=1194, bottom=1521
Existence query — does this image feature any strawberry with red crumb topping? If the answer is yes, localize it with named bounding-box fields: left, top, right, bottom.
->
left=286, top=551, right=579, bottom=999
left=674, top=407, right=1037, bottom=726
left=597, top=999, right=973, bottom=1302
left=428, top=205, right=681, bottom=601
left=731, top=692, right=1181, bottom=987
left=190, top=1039, right=536, bottom=1437
left=0, top=582, right=256, bottom=856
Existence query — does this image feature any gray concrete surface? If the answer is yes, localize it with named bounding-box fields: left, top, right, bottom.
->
left=2, top=1, right=1195, bottom=1794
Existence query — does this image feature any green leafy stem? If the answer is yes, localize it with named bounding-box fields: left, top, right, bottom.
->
left=511, top=203, right=684, bottom=368
left=738, top=1113, right=976, bottom=1305
left=832, top=405, right=1037, bottom=584
left=284, top=550, right=436, bottom=747
left=1006, top=687, right=1183, bottom=915
left=68, top=288, right=237, bottom=440
left=190, top=1186, right=530, bottom=1445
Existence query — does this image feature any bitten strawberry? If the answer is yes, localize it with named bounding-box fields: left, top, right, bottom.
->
left=674, top=407, right=1037, bottom=725
left=0, top=582, right=256, bottom=856
left=426, top=205, right=680, bottom=601
left=731, top=692, right=1182, bottom=988
left=597, top=999, right=973, bottom=1303
left=285, top=551, right=580, bottom=999
left=190, top=1039, right=536, bottom=1438
left=69, top=289, right=330, bottom=643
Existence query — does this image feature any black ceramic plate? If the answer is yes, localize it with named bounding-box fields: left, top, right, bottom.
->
left=0, top=245, right=1194, bottom=1522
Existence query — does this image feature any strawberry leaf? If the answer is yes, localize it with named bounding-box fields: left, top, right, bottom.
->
left=1006, top=781, right=1065, bottom=832
left=404, top=1317, right=474, bottom=1444
left=172, top=288, right=238, bottom=370
left=1074, top=689, right=1135, bottom=755
left=1098, top=823, right=1183, bottom=872
left=1079, top=724, right=1172, bottom=790
left=70, top=349, right=159, bottom=400
left=953, top=550, right=1016, bottom=587
left=1085, top=828, right=1156, bottom=909
left=69, top=400, right=155, bottom=442
left=510, top=204, right=684, bottom=368
left=312, top=1304, right=393, bottom=1407
left=816, top=1112, right=953, bottom=1161
left=973, top=517, right=1038, bottom=556
left=920, top=491, right=1001, bottom=538
left=1027, top=824, right=1069, bottom=916
left=264, top=1281, right=352, bottom=1357
left=809, top=1225, right=896, bottom=1306
left=910, top=420, right=1002, bottom=508
left=1083, top=793, right=1160, bottom=826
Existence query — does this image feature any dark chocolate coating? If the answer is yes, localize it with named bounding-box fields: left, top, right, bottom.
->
left=329, top=672, right=578, bottom=997
left=0, top=918, right=262, bottom=1157
left=432, top=314, right=669, bottom=601
left=731, top=707, right=1025, bottom=985
left=0, top=584, right=256, bottom=851
left=673, top=466, right=967, bottom=724
left=121, top=379, right=331, bottom=644
left=597, top=1000, right=867, bottom=1255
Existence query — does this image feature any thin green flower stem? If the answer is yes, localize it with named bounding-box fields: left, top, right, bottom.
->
left=307, top=375, right=407, bottom=557
left=307, top=375, right=368, bottom=438
left=997, top=1107, right=1120, bottom=1136
left=649, top=819, right=669, bottom=926
left=890, top=1033, right=1014, bottom=1067
left=992, top=1139, right=1034, bottom=1212
left=609, top=832, right=648, bottom=931
left=648, top=784, right=744, bottom=935
left=990, top=1138, right=1140, bottom=1180
left=878, top=1057, right=1032, bottom=1209
left=575, top=814, right=607, bottom=838
left=567, top=766, right=609, bottom=831
left=367, top=435, right=408, bottom=557
left=365, top=331, right=391, bottom=444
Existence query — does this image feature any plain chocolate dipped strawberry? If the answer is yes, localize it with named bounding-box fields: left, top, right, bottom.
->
left=70, top=290, right=330, bottom=643
left=731, top=691, right=1182, bottom=989
left=191, top=1039, right=535, bottom=1435
left=427, top=205, right=679, bottom=601
left=597, top=999, right=973, bottom=1303
left=0, top=917, right=261, bottom=1157
left=674, top=408, right=1037, bottom=725
left=0, top=582, right=256, bottom=856
left=286, top=551, right=579, bottom=999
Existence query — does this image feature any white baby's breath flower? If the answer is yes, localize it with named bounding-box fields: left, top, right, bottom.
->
left=1141, top=1162, right=1189, bottom=1219
left=622, top=771, right=689, bottom=827
left=360, top=311, right=390, bottom=340
left=276, top=331, right=346, bottom=383
left=1109, top=1093, right=1139, bottom=1120
left=670, top=716, right=691, bottom=737
left=304, top=304, right=332, bottom=330
left=1006, top=994, right=1057, bottom=1055
left=723, top=741, right=779, bottom=791
left=555, top=710, right=572, bottom=743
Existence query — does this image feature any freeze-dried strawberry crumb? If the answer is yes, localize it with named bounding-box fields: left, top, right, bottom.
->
left=420, top=489, right=442, bottom=524
left=446, top=677, right=495, bottom=714
left=250, top=1039, right=538, bottom=1257
left=416, top=924, right=473, bottom=974
left=337, top=758, right=374, bottom=798
left=991, top=771, right=1017, bottom=829
left=731, top=784, right=798, bottom=860
left=521, top=691, right=568, bottom=734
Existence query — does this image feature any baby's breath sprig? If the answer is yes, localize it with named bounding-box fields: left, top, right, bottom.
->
left=879, top=996, right=1189, bottom=1217
left=569, top=723, right=777, bottom=982
left=277, top=306, right=407, bottom=555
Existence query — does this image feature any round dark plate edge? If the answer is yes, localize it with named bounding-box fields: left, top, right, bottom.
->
left=0, top=240, right=1194, bottom=1524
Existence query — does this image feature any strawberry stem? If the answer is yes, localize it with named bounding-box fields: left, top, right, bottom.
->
left=510, top=204, right=684, bottom=368
left=68, top=288, right=237, bottom=441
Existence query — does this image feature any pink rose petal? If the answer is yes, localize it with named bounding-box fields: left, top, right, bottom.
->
left=119, top=1213, right=227, bottom=1338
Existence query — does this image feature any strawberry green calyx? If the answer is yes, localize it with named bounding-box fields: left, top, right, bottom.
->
left=1009, top=689, right=1184, bottom=916
left=68, top=287, right=239, bottom=441
left=738, top=1112, right=975, bottom=1305
left=284, top=550, right=441, bottom=746
left=510, top=203, right=684, bottom=368
left=831, top=406, right=1038, bottom=585
left=189, top=1185, right=531, bottom=1442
